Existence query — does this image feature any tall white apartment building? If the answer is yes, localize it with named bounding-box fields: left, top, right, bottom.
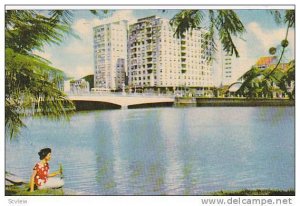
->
left=222, top=53, right=233, bottom=86
left=93, top=20, right=128, bottom=90
left=128, top=16, right=213, bottom=93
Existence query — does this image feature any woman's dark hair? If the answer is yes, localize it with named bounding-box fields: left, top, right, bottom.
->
left=38, top=148, right=51, bottom=160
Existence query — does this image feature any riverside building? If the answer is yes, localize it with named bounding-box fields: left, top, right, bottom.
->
left=221, top=53, right=233, bottom=86
left=93, top=20, right=128, bottom=91
left=127, top=16, right=213, bottom=95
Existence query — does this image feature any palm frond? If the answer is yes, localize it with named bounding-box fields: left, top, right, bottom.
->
left=269, top=10, right=283, bottom=25
left=5, top=48, right=75, bottom=139
left=5, top=10, right=76, bottom=54
left=284, top=10, right=295, bottom=28
left=49, top=10, right=74, bottom=26
left=215, top=10, right=245, bottom=57
left=204, top=10, right=217, bottom=61
left=170, top=10, right=204, bottom=38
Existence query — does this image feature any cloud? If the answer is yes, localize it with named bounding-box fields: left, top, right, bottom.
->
left=68, top=65, right=92, bottom=79
left=213, top=21, right=295, bottom=86
left=98, top=10, right=137, bottom=25
left=231, top=38, right=257, bottom=81
left=35, top=11, right=295, bottom=86
left=247, top=22, right=295, bottom=57
left=39, top=10, right=138, bottom=80
left=73, top=19, right=98, bottom=36
left=63, top=39, right=92, bottom=55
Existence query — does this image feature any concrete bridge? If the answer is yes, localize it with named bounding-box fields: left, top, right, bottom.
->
left=68, top=95, right=175, bottom=110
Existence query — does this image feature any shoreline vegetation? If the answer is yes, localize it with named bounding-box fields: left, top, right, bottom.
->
left=176, top=97, right=295, bottom=107
left=210, top=189, right=295, bottom=196
left=5, top=184, right=295, bottom=196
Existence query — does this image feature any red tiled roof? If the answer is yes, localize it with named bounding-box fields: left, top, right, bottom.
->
left=255, top=56, right=277, bottom=66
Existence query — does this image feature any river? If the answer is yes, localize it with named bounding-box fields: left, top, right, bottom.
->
left=6, top=107, right=295, bottom=195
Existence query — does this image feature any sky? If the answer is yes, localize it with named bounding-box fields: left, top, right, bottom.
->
left=33, top=8, right=295, bottom=86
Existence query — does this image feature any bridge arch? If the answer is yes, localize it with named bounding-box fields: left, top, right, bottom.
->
left=68, top=95, right=175, bottom=110
left=72, top=100, right=121, bottom=111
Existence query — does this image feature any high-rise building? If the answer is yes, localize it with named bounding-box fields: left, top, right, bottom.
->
left=221, top=53, right=233, bottom=86
left=93, top=20, right=128, bottom=90
left=128, top=16, right=213, bottom=93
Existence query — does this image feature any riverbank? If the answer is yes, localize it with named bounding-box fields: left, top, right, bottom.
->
left=5, top=185, right=86, bottom=196
left=175, top=97, right=295, bottom=107
left=6, top=185, right=294, bottom=196
left=210, top=189, right=295, bottom=196
left=5, top=185, right=64, bottom=196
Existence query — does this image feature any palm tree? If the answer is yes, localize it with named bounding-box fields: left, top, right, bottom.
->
left=5, top=10, right=77, bottom=139
left=5, top=10, right=112, bottom=139
left=170, top=10, right=245, bottom=59
left=236, top=10, right=295, bottom=99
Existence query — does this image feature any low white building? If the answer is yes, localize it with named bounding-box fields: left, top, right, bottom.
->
left=64, top=80, right=71, bottom=93
left=70, top=79, right=90, bottom=94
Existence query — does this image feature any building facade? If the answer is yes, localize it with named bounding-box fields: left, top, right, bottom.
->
left=221, top=53, right=233, bottom=86
left=93, top=20, right=128, bottom=90
left=127, top=16, right=213, bottom=94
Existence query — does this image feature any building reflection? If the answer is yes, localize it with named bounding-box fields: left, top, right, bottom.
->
left=159, top=109, right=184, bottom=194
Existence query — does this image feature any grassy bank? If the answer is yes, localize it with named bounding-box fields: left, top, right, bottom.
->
left=210, top=189, right=295, bottom=196
left=6, top=185, right=64, bottom=196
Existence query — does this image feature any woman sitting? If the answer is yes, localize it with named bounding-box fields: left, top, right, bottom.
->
left=30, top=148, right=64, bottom=192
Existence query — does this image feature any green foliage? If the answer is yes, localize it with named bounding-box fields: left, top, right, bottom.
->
left=236, top=61, right=294, bottom=99
left=285, top=10, right=295, bottom=27
left=5, top=10, right=75, bottom=54
left=269, top=47, right=277, bottom=55
left=211, top=189, right=295, bottom=196
left=49, top=10, right=74, bottom=26
left=215, top=10, right=245, bottom=57
left=269, top=10, right=282, bottom=25
left=90, top=10, right=98, bottom=15
left=83, top=74, right=95, bottom=90
left=269, top=9, right=295, bottom=28
left=79, top=81, right=87, bottom=89
left=281, top=39, right=289, bottom=48
left=170, top=10, right=245, bottom=58
left=214, top=85, right=229, bottom=97
left=5, top=10, right=76, bottom=139
left=236, top=67, right=265, bottom=98
left=170, top=10, right=204, bottom=38
left=5, top=48, right=75, bottom=139
left=6, top=185, right=64, bottom=196
left=236, top=10, right=295, bottom=100
left=278, top=60, right=295, bottom=99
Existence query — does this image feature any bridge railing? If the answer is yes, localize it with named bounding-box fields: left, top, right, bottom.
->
left=66, top=91, right=175, bottom=98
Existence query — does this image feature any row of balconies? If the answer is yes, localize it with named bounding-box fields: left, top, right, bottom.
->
left=128, top=66, right=212, bottom=75
left=129, top=59, right=207, bottom=67
left=130, top=71, right=152, bottom=76
left=129, top=78, right=213, bottom=87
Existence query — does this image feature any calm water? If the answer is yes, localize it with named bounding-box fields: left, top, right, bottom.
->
left=6, top=107, right=294, bottom=195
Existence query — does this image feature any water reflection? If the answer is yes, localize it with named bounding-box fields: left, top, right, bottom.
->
left=159, top=109, right=183, bottom=194
left=6, top=107, right=294, bottom=195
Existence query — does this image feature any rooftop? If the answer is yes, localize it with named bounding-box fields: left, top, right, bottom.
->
left=255, top=56, right=277, bottom=66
